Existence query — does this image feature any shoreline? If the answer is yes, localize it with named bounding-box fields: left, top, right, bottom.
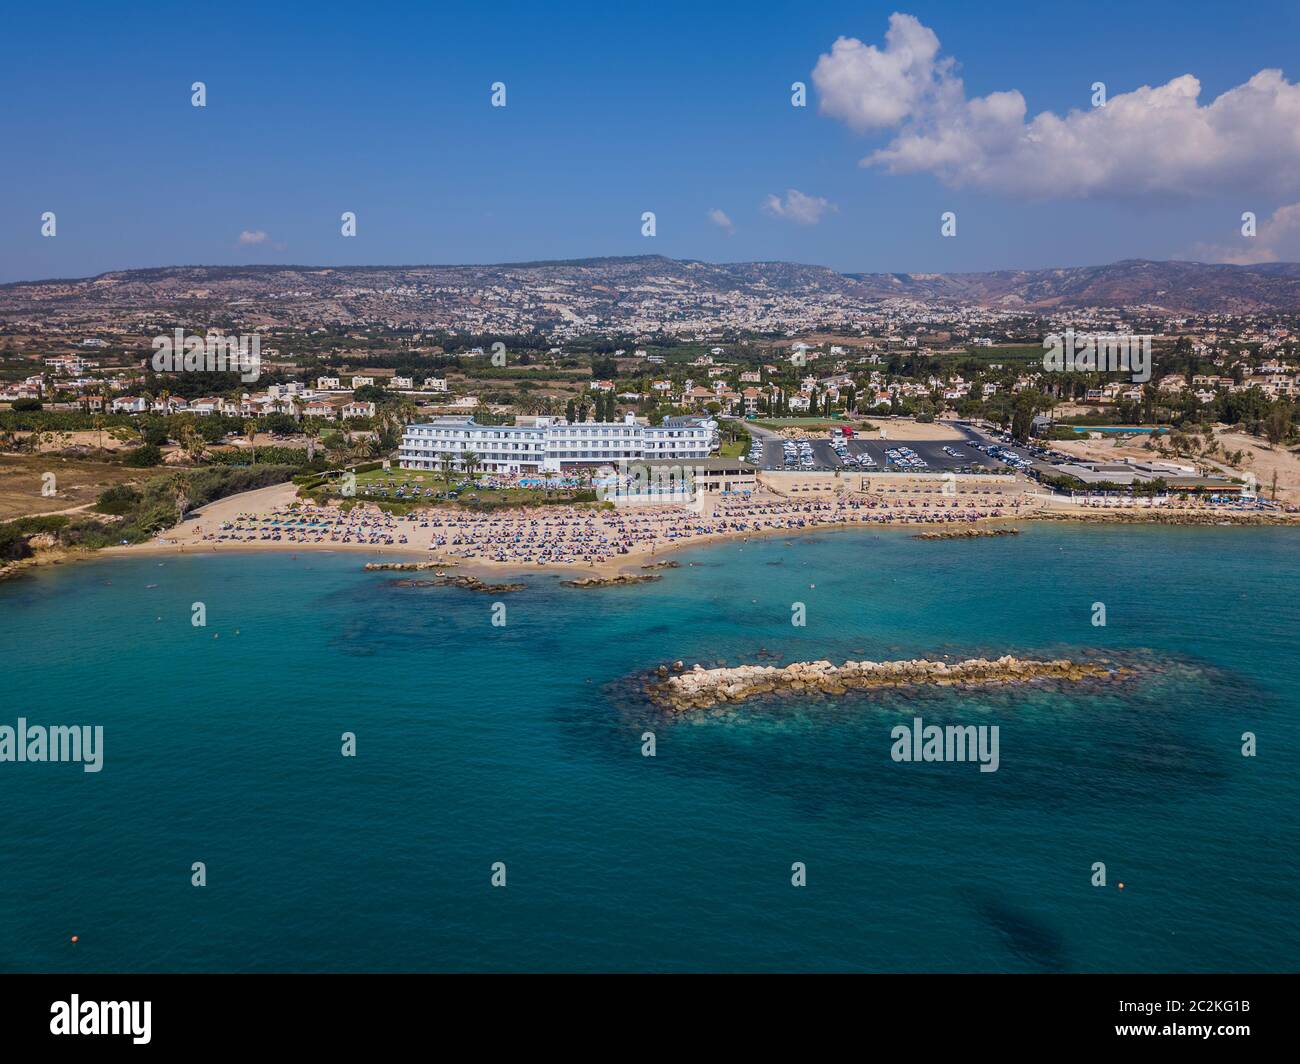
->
left=6, top=496, right=1298, bottom=587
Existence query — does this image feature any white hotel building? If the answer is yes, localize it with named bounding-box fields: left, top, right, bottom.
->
left=400, top=413, right=718, bottom=474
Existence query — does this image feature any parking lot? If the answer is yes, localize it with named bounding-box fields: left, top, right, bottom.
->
left=752, top=430, right=1005, bottom=473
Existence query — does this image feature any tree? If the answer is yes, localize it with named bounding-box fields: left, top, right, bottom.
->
left=179, top=426, right=207, bottom=463
left=244, top=421, right=258, bottom=463
left=326, top=432, right=351, bottom=464
left=437, top=451, right=455, bottom=490
left=172, top=474, right=193, bottom=520
left=1010, top=397, right=1035, bottom=442
left=123, top=443, right=163, bottom=467
left=1264, top=401, right=1292, bottom=447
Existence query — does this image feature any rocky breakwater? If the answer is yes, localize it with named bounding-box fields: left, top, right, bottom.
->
left=1038, top=510, right=1299, bottom=527
left=913, top=527, right=1021, bottom=540
left=646, top=655, right=1129, bottom=711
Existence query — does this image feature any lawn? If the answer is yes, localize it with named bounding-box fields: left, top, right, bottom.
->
left=753, top=418, right=849, bottom=431
left=328, top=467, right=599, bottom=509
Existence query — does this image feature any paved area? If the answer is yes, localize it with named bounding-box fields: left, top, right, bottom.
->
left=750, top=423, right=1008, bottom=473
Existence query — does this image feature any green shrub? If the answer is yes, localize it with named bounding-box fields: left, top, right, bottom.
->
left=122, top=443, right=163, bottom=467
left=0, top=525, right=34, bottom=562
left=7, top=514, right=70, bottom=535
left=95, top=484, right=142, bottom=515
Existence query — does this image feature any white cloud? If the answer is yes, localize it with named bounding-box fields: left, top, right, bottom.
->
left=1192, top=203, right=1300, bottom=264
left=238, top=230, right=270, bottom=245
left=707, top=208, right=735, bottom=234
left=762, top=189, right=836, bottom=225
left=813, top=13, right=1300, bottom=199
left=812, top=13, right=948, bottom=132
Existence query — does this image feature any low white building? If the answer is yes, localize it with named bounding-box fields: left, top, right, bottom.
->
left=399, top=413, right=717, bottom=474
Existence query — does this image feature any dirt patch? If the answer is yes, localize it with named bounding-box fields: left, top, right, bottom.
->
left=0, top=454, right=141, bottom=522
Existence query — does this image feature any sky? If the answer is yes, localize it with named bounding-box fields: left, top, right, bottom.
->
left=3, top=0, right=1300, bottom=283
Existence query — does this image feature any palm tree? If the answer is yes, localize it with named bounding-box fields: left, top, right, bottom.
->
left=326, top=432, right=351, bottom=464
left=244, top=421, right=257, bottom=464
left=180, top=426, right=207, bottom=464
left=437, top=451, right=455, bottom=491
left=172, top=473, right=193, bottom=522
left=462, top=450, right=480, bottom=481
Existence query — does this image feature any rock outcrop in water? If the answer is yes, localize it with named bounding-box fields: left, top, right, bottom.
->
left=364, top=560, right=457, bottom=571
left=646, top=655, right=1129, bottom=711
left=562, top=573, right=661, bottom=588
left=393, top=574, right=526, bottom=593
left=913, top=527, right=1021, bottom=540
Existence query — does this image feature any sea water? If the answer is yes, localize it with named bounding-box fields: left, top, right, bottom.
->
left=0, top=523, right=1296, bottom=972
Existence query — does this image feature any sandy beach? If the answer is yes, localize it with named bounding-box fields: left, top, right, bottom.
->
left=95, top=478, right=1041, bottom=577
left=74, top=473, right=1295, bottom=585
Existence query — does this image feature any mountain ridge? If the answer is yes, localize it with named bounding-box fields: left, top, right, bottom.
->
left=5, top=256, right=1300, bottom=319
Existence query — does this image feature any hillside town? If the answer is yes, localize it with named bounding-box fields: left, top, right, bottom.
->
left=3, top=260, right=1299, bottom=574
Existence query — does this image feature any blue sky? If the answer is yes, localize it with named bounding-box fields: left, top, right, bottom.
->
left=3, top=0, right=1299, bottom=283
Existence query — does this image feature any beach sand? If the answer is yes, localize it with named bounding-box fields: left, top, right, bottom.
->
left=75, top=472, right=1296, bottom=587
left=98, top=478, right=1044, bottom=578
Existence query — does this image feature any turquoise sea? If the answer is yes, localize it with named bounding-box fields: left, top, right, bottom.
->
left=1, top=524, right=1297, bottom=972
